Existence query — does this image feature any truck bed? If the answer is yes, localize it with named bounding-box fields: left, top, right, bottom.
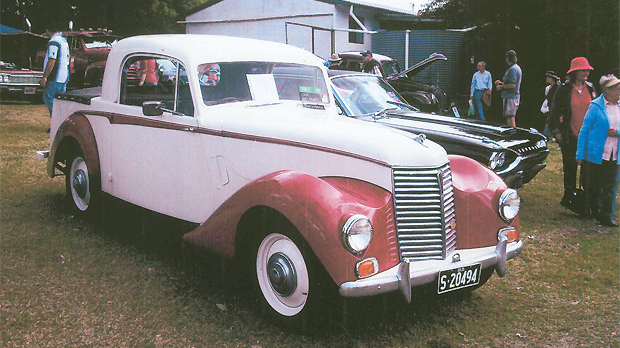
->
left=57, top=87, right=102, bottom=105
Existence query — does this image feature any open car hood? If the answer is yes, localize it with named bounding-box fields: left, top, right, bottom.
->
left=387, top=53, right=447, bottom=81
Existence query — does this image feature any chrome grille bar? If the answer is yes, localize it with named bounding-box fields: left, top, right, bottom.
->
left=393, top=164, right=457, bottom=261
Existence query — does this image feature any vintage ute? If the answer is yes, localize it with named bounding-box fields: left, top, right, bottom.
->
left=336, top=52, right=450, bottom=114
left=37, top=35, right=522, bottom=321
left=329, top=71, right=549, bottom=189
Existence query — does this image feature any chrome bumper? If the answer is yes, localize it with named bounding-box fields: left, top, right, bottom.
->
left=339, top=238, right=523, bottom=303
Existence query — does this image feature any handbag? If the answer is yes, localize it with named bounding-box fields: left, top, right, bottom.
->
left=561, top=169, right=588, bottom=215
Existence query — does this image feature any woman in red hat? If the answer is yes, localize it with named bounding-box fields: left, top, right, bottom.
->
left=549, top=57, right=597, bottom=210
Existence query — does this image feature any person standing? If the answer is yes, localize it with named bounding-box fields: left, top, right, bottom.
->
left=576, top=74, right=620, bottom=227
left=361, top=51, right=381, bottom=75
left=138, top=59, right=158, bottom=87
left=540, top=71, right=561, bottom=137
left=39, top=30, right=70, bottom=115
left=549, top=57, right=596, bottom=206
left=327, top=54, right=343, bottom=70
left=469, top=61, right=492, bottom=120
left=495, top=50, right=522, bottom=127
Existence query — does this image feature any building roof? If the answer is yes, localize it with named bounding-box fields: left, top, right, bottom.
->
left=185, top=0, right=416, bottom=18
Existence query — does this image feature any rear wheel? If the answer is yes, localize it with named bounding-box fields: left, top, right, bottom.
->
left=65, top=148, right=101, bottom=217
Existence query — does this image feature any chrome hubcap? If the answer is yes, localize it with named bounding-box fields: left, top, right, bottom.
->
left=72, top=169, right=88, bottom=199
left=267, top=252, right=297, bottom=297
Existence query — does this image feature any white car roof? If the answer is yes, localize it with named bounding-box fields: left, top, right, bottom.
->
left=102, top=34, right=325, bottom=101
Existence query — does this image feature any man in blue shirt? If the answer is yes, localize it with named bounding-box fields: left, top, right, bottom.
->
left=470, top=61, right=492, bottom=120
left=39, top=30, right=70, bottom=116
left=495, top=50, right=522, bottom=127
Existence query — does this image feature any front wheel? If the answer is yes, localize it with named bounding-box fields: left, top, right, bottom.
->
left=255, top=233, right=310, bottom=318
left=65, top=149, right=101, bottom=217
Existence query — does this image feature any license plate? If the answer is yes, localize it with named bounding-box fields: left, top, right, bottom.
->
left=437, top=263, right=481, bottom=294
left=24, top=87, right=36, bottom=95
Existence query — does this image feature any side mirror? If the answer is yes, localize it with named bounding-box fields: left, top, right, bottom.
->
left=142, top=101, right=164, bottom=116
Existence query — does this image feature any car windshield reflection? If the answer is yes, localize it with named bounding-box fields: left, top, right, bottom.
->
left=331, top=75, right=410, bottom=116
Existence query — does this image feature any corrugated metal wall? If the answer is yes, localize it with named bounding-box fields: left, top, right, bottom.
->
left=373, top=30, right=466, bottom=102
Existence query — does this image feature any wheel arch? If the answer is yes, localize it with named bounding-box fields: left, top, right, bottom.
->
left=48, top=113, right=100, bottom=178
left=183, top=171, right=396, bottom=287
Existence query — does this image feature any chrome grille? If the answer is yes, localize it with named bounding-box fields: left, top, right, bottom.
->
left=514, top=140, right=546, bottom=155
left=393, top=164, right=456, bottom=261
left=1, top=73, right=42, bottom=85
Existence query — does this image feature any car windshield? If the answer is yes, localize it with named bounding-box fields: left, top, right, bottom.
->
left=197, top=62, right=329, bottom=106
left=83, top=34, right=117, bottom=49
left=331, top=74, right=410, bottom=116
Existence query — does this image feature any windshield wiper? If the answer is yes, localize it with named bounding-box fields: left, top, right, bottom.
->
left=371, top=106, right=399, bottom=119
left=386, top=100, right=419, bottom=112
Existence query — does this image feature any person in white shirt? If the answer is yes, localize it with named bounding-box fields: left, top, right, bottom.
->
left=576, top=74, right=620, bottom=227
left=39, top=30, right=70, bottom=116
left=469, top=61, right=492, bottom=120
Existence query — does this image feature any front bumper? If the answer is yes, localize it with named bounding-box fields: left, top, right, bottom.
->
left=0, top=84, right=43, bottom=96
left=339, top=238, right=522, bottom=303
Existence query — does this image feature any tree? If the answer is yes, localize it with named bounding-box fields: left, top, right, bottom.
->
left=1, top=0, right=204, bottom=36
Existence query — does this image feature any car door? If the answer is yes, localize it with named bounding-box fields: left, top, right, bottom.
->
left=109, top=55, right=214, bottom=223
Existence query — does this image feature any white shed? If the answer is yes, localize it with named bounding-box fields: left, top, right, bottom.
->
left=181, top=0, right=418, bottom=60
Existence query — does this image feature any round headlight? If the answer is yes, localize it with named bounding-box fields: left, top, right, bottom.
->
left=489, top=151, right=505, bottom=170
left=499, top=189, right=520, bottom=221
left=342, top=214, right=373, bottom=254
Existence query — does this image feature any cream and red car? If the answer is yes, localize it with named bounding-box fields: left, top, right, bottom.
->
left=37, top=35, right=522, bottom=321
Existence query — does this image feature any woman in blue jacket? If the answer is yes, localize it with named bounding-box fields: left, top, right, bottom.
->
left=577, top=74, right=620, bottom=227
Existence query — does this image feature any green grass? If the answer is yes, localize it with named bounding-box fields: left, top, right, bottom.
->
left=2, top=103, right=618, bottom=347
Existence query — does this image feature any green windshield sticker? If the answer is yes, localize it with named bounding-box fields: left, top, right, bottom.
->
left=299, top=86, right=322, bottom=94
left=299, top=86, right=323, bottom=103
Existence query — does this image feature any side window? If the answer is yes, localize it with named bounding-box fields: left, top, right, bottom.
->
left=120, top=56, right=193, bottom=116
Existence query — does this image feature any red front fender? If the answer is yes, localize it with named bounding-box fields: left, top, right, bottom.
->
left=449, top=155, right=520, bottom=249
left=183, top=171, right=398, bottom=286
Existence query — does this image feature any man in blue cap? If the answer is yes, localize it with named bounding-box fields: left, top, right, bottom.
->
left=361, top=51, right=380, bottom=75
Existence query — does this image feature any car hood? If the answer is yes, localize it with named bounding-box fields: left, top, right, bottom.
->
left=359, top=109, right=546, bottom=153
left=387, top=53, right=447, bottom=81
left=206, top=102, right=449, bottom=169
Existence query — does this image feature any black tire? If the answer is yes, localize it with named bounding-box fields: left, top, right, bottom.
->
left=65, top=147, right=101, bottom=218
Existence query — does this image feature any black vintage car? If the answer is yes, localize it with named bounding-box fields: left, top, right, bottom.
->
left=329, top=71, right=549, bottom=189
left=336, top=52, right=449, bottom=114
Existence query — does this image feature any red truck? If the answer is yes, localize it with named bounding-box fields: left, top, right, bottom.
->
left=36, top=29, right=119, bottom=88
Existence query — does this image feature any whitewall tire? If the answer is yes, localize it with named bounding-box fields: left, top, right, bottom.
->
left=255, top=233, right=310, bottom=317
left=69, top=155, right=91, bottom=212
